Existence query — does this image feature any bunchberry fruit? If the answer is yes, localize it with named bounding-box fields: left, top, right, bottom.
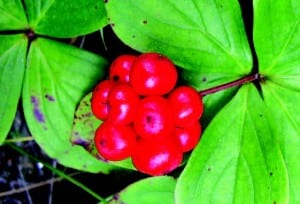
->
left=92, top=53, right=205, bottom=176
left=168, top=86, right=204, bottom=126
left=132, top=137, right=182, bottom=176
left=94, top=121, right=137, bottom=161
left=130, top=53, right=178, bottom=96
left=109, top=54, right=137, bottom=83
left=134, top=95, right=174, bottom=140
left=91, top=80, right=115, bottom=120
left=174, top=121, right=202, bottom=152
left=107, top=83, right=139, bottom=125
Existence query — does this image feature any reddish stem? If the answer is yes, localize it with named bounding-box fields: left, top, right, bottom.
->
left=199, top=73, right=260, bottom=96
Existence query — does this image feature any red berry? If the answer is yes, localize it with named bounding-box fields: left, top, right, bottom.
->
left=109, top=55, right=137, bottom=83
left=91, top=80, right=115, bottom=120
left=94, top=121, right=137, bottom=161
left=132, top=137, right=182, bottom=176
left=134, top=96, right=174, bottom=140
left=107, top=83, right=139, bottom=125
left=168, top=86, right=204, bottom=126
left=174, top=121, right=202, bottom=152
left=130, top=53, right=178, bottom=96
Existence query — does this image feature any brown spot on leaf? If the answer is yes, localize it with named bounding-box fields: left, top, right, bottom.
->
left=96, top=154, right=108, bottom=163
left=72, top=138, right=90, bottom=150
left=31, top=96, right=45, bottom=123
left=45, top=94, right=55, bottom=102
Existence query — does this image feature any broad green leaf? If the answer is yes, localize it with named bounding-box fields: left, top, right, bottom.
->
left=254, top=3, right=300, bottom=202
left=22, top=38, right=113, bottom=173
left=254, top=0, right=300, bottom=90
left=262, top=82, right=300, bottom=204
left=0, top=0, right=28, bottom=30
left=0, top=34, right=27, bottom=144
left=24, top=0, right=108, bottom=37
left=108, top=176, right=176, bottom=204
left=71, top=92, right=135, bottom=170
left=175, top=84, right=288, bottom=204
left=105, top=0, right=252, bottom=83
left=105, top=0, right=252, bottom=123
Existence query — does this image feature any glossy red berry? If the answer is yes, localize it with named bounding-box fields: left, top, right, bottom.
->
left=94, top=121, right=137, bottom=161
left=91, top=80, right=115, bottom=120
left=168, top=86, right=204, bottom=126
left=109, top=55, right=137, bottom=83
left=174, top=121, right=202, bottom=152
left=130, top=53, right=178, bottom=96
left=134, top=96, right=174, bottom=140
left=91, top=53, right=205, bottom=174
left=107, top=83, right=139, bottom=125
left=132, top=137, right=183, bottom=176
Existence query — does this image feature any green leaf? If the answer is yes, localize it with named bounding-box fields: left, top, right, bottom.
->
left=254, top=2, right=300, bottom=202
left=22, top=38, right=113, bottom=173
left=24, top=0, right=108, bottom=37
left=254, top=0, right=300, bottom=90
left=175, top=84, right=288, bottom=204
left=105, top=0, right=252, bottom=79
left=105, top=0, right=252, bottom=122
left=262, top=82, right=300, bottom=204
left=0, top=34, right=27, bottom=144
left=0, top=0, right=28, bottom=30
left=108, top=176, right=176, bottom=204
left=71, top=92, right=135, bottom=170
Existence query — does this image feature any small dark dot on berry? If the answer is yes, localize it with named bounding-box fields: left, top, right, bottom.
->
left=112, top=75, right=120, bottom=81
left=99, top=140, right=106, bottom=146
left=146, top=116, right=152, bottom=123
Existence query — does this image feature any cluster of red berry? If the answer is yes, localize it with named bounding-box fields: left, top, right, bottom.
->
left=91, top=53, right=204, bottom=176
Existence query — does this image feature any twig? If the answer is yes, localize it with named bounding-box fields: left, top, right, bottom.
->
left=199, top=73, right=260, bottom=96
left=17, top=164, right=33, bottom=204
left=0, top=174, right=76, bottom=197
left=4, top=136, right=34, bottom=143
left=99, top=29, right=107, bottom=51
left=48, top=160, right=57, bottom=204
left=8, top=143, right=107, bottom=203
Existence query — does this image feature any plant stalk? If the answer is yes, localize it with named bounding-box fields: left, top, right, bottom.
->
left=199, top=73, right=260, bottom=96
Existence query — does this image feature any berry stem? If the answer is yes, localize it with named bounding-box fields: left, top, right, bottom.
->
left=199, top=73, right=261, bottom=96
